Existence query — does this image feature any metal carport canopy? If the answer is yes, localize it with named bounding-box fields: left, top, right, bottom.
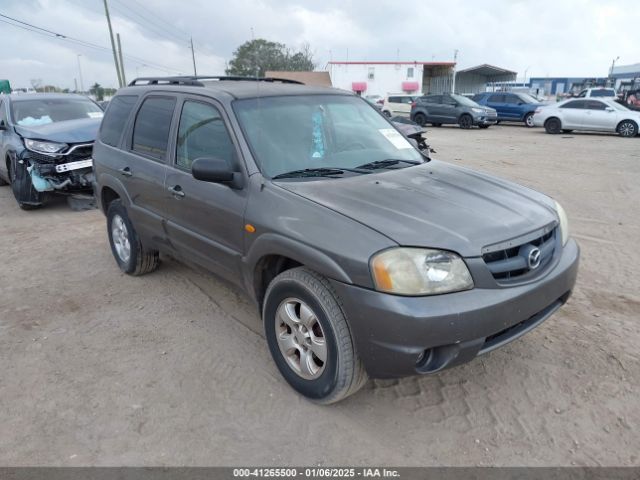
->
left=457, top=64, right=517, bottom=82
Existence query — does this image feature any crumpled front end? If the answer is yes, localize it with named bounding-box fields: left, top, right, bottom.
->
left=23, top=143, right=94, bottom=193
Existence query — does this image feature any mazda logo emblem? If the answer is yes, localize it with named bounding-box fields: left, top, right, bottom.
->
left=528, top=247, right=542, bottom=269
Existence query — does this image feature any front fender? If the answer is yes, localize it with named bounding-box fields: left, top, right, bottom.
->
left=241, top=232, right=353, bottom=301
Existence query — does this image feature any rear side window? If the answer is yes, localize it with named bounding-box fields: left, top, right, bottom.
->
left=587, top=100, right=607, bottom=110
left=424, top=95, right=441, bottom=104
left=132, top=96, right=176, bottom=160
left=100, top=95, right=138, bottom=147
left=388, top=97, right=400, bottom=103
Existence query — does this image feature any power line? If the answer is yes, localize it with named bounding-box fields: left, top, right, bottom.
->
left=0, top=13, right=185, bottom=75
left=109, top=0, right=189, bottom=45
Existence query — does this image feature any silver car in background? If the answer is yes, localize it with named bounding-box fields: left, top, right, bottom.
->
left=533, top=98, right=640, bottom=137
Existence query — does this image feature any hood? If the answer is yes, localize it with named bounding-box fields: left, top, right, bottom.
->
left=14, top=117, right=101, bottom=144
left=276, top=161, right=558, bottom=257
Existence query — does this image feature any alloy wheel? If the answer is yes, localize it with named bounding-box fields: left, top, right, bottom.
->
left=111, top=214, right=131, bottom=263
left=275, top=298, right=327, bottom=380
left=619, top=121, right=636, bottom=137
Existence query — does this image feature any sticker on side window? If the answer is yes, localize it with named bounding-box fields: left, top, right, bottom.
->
left=378, top=129, right=412, bottom=149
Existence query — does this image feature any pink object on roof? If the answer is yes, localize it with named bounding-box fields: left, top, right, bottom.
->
left=402, top=81, right=420, bottom=92
left=351, top=82, right=367, bottom=92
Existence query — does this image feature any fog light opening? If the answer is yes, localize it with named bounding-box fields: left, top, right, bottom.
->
left=415, top=348, right=433, bottom=369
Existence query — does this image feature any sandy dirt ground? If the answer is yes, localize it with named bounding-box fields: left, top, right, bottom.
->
left=0, top=125, right=638, bottom=466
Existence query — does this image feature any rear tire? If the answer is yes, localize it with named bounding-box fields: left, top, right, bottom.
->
left=107, top=199, right=159, bottom=275
left=544, top=117, right=562, bottom=134
left=263, top=267, right=368, bottom=404
left=459, top=114, right=473, bottom=129
left=9, top=155, right=43, bottom=210
left=413, top=113, right=427, bottom=126
left=524, top=112, right=535, bottom=128
left=617, top=120, right=638, bottom=138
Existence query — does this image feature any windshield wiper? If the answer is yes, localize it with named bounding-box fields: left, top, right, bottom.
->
left=355, top=159, right=422, bottom=170
left=272, top=167, right=372, bottom=180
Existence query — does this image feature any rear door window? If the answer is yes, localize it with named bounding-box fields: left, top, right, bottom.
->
left=488, top=94, right=505, bottom=103
left=99, top=95, right=138, bottom=147
left=424, top=95, right=442, bottom=104
left=587, top=100, right=607, bottom=110
left=132, top=96, right=176, bottom=161
left=561, top=100, right=588, bottom=109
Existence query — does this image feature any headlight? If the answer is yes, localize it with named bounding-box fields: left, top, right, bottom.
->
left=24, top=139, right=68, bottom=155
left=554, top=200, right=570, bottom=245
left=471, top=107, right=483, bottom=113
left=371, top=248, right=474, bottom=296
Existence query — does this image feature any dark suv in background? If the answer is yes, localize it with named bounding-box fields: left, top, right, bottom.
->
left=0, top=93, right=102, bottom=209
left=410, top=93, right=497, bottom=128
left=472, top=91, right=543, bottom=127
left=92, top=76, right=579, bottom=404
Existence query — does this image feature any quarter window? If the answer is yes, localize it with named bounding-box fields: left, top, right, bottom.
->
left=100, top=95, right=138, bottom=147
left=176, top=101, right=235, bottom=171
left=132, top=96, right=176, bottom=160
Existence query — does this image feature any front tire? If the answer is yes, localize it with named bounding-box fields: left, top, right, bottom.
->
left=459, top=114, right=473, bottom=129
left=617, top=120, right=638, bottom=138
left=524, top=112, right=535, bottom=127
left=263, top=267, right=367, bottom=404
left=413, top=112, right=427, bottom=126
left=9, top=155, right=42, bottom=210
left=107, top=200, right=159, bottom=275
left=544, top=117, right=562, bottom=134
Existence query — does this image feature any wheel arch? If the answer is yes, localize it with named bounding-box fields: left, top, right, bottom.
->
left=244, top=233, right=353, bottom=306
left=96, top=173, right=133, bottom=214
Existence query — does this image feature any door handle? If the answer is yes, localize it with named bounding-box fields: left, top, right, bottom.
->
left=118, top=167, right=132, bottom=177
left=168, top=185, right=185, bottom=198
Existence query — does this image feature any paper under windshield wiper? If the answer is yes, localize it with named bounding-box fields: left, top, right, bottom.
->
left=356, top=159, right=421, bottom=170
left=272, top=167, right=372, bottom=179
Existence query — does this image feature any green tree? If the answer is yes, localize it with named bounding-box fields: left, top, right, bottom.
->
left=225, top=39, right=315, bottom=77
left=90, top=82, right=105, bottom=101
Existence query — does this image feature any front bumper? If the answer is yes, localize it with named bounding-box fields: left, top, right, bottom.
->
left=330, top=238, right=579, bottom=378
left=474, top=114, right=498, bottom=126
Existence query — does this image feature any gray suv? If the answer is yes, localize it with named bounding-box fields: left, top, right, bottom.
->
left=411, top=93, right=497, bottom=128
left=93, top=76, right=579, bottom=404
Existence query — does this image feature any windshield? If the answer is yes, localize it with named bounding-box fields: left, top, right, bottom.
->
left=516, top=93, right=539, bottom=104
left=451, top=94, right=479, bottom=107
left=11, top=97, right=103, bottom=126
left=233, top=95, right=424, bottom=178
left=608, top=100, right=629, bottom=111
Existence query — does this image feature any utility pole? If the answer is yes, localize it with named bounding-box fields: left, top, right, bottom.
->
left=190, top=37, right=197, bottom=77
left=117, top=33, right=126, bottom=85
left=103, top=0, right=123, bottom=87
left=451, top=49, right=459, bottom=93
left=76, top=54, right=84, bottom=92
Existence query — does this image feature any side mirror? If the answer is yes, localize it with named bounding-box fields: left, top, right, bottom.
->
left=192, top=157, right=243, bottom=189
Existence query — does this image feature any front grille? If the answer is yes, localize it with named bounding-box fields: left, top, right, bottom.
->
left=482, top=227, right=557, bottom=281
left=26, top=143, right=93, bottom=164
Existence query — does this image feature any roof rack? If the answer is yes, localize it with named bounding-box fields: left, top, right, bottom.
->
left=127, top=76, right=305, bottom=87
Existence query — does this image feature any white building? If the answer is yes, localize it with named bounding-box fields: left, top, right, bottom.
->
left=328, top=61, right=455, bottom=98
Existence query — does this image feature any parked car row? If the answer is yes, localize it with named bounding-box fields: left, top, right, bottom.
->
left=0, top=78, right=579, bottom=404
